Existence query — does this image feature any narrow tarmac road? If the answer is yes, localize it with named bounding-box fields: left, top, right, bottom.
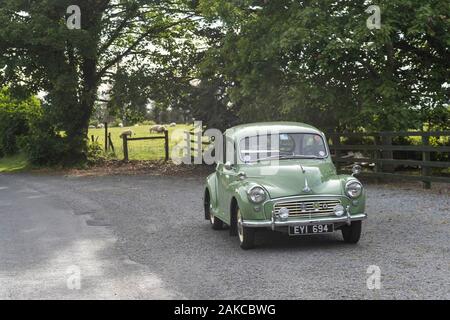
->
left=0, top=174, right=181, bottom=299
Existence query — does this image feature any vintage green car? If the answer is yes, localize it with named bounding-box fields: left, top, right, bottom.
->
left=204, top=122, right=366, bottom=249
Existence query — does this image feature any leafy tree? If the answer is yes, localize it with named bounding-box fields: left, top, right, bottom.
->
left=0, top=0, right=198, bottom=164
left=199, top=0, right=449, bottom=131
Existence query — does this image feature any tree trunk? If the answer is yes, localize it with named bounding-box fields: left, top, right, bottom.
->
left=64, top=58, right=98, bottom=164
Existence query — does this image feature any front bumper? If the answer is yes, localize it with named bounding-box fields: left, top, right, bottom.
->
left=241, top=213, right=367, bottom=230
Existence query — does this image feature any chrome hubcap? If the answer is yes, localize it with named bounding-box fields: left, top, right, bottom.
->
left=237, top=210, right=244, bottom=242
left=208, top=200, right=215, bottom=224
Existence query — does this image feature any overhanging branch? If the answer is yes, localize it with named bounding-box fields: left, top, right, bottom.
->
left=96, top=15, right=194, bottom=81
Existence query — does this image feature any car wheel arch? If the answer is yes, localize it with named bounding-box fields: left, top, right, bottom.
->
left=204, top=188, right=211, bottom=220
left=229, top=197, right=239, bottom=236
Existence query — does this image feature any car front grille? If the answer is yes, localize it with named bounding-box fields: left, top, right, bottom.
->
left=273, top=199, right=341, bottom=218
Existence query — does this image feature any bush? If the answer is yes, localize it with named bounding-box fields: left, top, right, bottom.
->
left=140, top=120, right=156, bottom=126
left=24, top=117, right=95, bottom=166
left=0, top=88, right=42, bottom=156
left=87, top=141, right=104, bottom=163
left=24, top=124, right=68, bottom=166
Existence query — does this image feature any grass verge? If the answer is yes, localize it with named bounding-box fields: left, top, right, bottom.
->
left=0, top=154, right=29, bottom=173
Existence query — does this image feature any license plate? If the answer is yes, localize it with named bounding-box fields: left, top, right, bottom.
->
left=289, top=224, right=334, bottom=236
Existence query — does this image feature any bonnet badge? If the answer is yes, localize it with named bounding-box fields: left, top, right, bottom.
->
left=300, top=164, right=312, bottom=193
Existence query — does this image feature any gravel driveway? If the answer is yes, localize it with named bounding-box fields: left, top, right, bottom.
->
left=1, top=172, right=449, bottom=299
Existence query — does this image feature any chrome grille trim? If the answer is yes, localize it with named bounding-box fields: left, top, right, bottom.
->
left=273, top=199, right=341, bottom=218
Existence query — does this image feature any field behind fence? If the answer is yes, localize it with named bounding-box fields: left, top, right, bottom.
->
left=88, top=124, right=192, bottom=161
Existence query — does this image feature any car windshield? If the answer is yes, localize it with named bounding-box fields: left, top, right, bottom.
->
left=239, top=133, right=327, bottom=163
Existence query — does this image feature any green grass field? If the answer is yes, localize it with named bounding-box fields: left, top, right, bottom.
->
left=0, top=124, right=192, bottom=173
left=88, top=124, right=192, bottom=160
left=0, top=154, right=29, bottom=173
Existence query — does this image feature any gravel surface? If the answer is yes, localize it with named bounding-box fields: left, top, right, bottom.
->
left=1, top=173, right=449, bottom=299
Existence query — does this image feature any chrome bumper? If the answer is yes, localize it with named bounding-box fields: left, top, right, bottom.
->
left=241, top=213, right=367, bottom=230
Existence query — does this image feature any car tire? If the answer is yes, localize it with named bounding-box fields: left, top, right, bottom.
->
left=236, top=208, right=255, bottom=250
left=204, top=190, right=211, bottom=220
left=341, top=221, right=362, bottom=244
left=210, top=213, right=223, bottom=230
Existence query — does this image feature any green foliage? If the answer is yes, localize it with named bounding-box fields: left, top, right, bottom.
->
left=107, top=68, right=152, bottom=125
left=199, top=0, right=450, bottom=131
left=0, top=88, right=42, bottom=156
left=86, top=141, right=104, bottom=164
left=24, top=118, right=70, bottom=166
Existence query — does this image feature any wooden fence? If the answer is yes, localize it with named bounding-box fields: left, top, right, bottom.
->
left=185, top=126, right=210, bottom=163
left=328, top=131, right=450, bottom=189
left=122, top=130, right=169, bottom=162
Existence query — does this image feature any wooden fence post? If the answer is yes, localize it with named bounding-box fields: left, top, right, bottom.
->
left=373, top=135, right=381, bottom=184
left=108, top=133, right=115, bottom=153
left=422, top=135, right=431, bottom=189
left=164, top=130, right=169, bottom=162
left=381, top=134, right=394, bottom=173
left=104, top=122, right=108, bottom=152
left=123, top=135, right=129, bottom=162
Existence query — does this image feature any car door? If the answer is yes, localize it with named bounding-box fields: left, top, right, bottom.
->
left=215, top=162, right=226, bottom=218
left=215, top=134, right=236, bottom=224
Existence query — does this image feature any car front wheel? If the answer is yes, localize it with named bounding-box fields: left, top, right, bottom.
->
left=236, top=208, right=255, bottom=250
left=341, top=221, right=362, bottom=244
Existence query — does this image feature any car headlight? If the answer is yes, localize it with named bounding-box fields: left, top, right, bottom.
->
left=247, top=186, right=267, bottom=203
left=345, top=180, right=363, bottom=198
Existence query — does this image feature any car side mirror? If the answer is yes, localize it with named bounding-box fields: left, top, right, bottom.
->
left=224, top=161, right=234, bottom=171
left=352, top=164, right=362, bottom=176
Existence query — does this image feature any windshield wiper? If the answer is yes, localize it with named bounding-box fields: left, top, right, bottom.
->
left=253, top=154, right=323, bottom=162
left=285, top=155, right=322, bottom=159
left=254, top=154, right=281, bottom=162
